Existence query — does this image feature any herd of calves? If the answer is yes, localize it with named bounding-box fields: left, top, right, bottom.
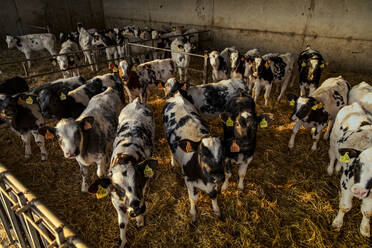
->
left=2, top=26, right=372, bottom=246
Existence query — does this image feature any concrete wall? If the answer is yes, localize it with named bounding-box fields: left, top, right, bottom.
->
left=0, top=0, right=104, bottom=48
left=104, top=0, right=372, bottom=73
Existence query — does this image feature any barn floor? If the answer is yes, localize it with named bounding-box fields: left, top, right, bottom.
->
left=0, top=49, right=371, bottom=248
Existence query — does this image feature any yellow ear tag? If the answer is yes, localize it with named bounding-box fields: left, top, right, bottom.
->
left=260, top=118, right=268, bottom=128
left=301, top=61, right=306, bottom=67
left=52, top=60, right=57, bottom=65
left=108, top=31, right=112, bottom=35
left=25, top=97, right=33, bottom=105
left=122, top=31, right=126, bottom=35
left=289, top=99, right=295, bottom=106
left=340, top=152, right=351, bottom=163
left=226, top=117, right=234, bottom=127
left=96, top=185, right=108, bottom=199
left=69, top=57, right=74, bottom=62
left=60, top=92, right=67, bottom=101
left=144, top=164, right=154, bottom=178
left=320, top=63, right=325, bottom=68
left=112, top=67, right=118, bottom=73
left=131, top=66, right=136, bottom=72
left=179, top=47, right=184, bottom=52
left=312, top=104, right=318, bottom=110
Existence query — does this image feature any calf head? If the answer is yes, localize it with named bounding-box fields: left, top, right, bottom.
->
left=209, top=51, right=220, bottom=68
left=56, top=54, right=75, bottom=71
left=230, top=51, right=244, bottom=71
left=5, top=35, right=19, bottom=49
left=286, top=93, right=323, bottom=122
left=91, top=32, right=106, bottom=47
left=38, top=88, right=67, bottom=119
left=163, top=78, right=192, bottom=98
left=88, top=155, right=158, bottom=217
left=252, top=57, right=271, bottom=78
left=178, top=136, right=225, bottom=185
left=339, top=147, right=372, bottom=199
left=300, top=57, right=325, bottom=82
left=0, top=94, right=38, bottom=120
left=38, top=116, right=94, bottom=159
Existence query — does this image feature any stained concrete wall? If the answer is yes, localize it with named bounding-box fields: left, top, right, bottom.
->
left=104, top=0, right=372, bottom=73
left=0, top=0, right=104, bottom=48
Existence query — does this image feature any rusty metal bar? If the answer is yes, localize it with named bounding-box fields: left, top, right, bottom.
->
left=203, top=50, right=209, bottom=84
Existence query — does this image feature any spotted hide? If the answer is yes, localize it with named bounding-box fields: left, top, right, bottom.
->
left=118, top=59, right=175, bottom=102
left=164, top=78, right=247, bottom=117
left=39, top=87, right=124, bottom=192
left=328, top=102, right=372, bottom=176
left=5, top=33, right=57, bottom=68
left=87, top=98, right=156, bottom=248
left=348, top=81, right=372, bottom=115
left=163, top=89, right=226, bottom=222
left=209, top=47, right=237, bottom=82
left=252, top=53, right=295, bottom=105
left=332, top=146, right=372, bottom=237
left=297, top=45, right=326, bottom=95
left=287, top=76, right=350, bottom=151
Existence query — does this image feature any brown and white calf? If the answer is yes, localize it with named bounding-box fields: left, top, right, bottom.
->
left=163, top=89, right=226, bottom=223
left=5, top=33, right=57, bottom=68
left=39, top=87, right=124, bottom=192
left=88, top=98, right=156, bottom=248
left=287, top=76, right=350, bottom=151
left=118, top=59, right=175, bottom=102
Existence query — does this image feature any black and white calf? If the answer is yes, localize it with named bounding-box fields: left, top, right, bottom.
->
left=349, top=81, right=372, bottom=114
left=287, top=76, right=350, bottom=151
left=328, top=102, right=372, bottom=176
left=88, top=98, right=156, bottom=248
left=118, top=59, right=175, bottom=102
left=171, top=38, right=192, bottom=82
left=92, top=31, right=119, bottom=68
left=0, top=93, right=47, bottom=160
left=39, top=87, right=124, bottom=192
left=163, top=90, right=226, bottom=222
left=31, top=76, right=86, bottom=120
left=52, top=39, right=80, bottom=79
left=209, top=47, right=237, bottom=82
left=297, top=46, right=326, bottom=95
left=77, top=23, right=98, bottom=72
left=252, top=53, right=295, bottom=105
left=230, top=49, right=260, bottom=91
left=164, top=78, right=247, bottom=116
left=5, top=33, right=57, bottom=68
left=57, top=73, right=124, bottom=119
left=220, top=94, right=270, bottom=190
left=332, top=145, right=372, bottom=237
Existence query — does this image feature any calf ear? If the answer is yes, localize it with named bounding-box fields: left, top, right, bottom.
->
left=50, top=58, right=57, bottom=66
left=257, top=113, right=274, bottom=128
left=79, top=116, right=94, bottom=130
left=286, top=93, right=298, bottom=102
left=38, top=126, right=56, bottom=140
left=178, top=140, right=199, bottom=153
left=18, top=94, right=37, bottom=105
left=219, top=113, right=229, bottom=123
left=339, top=148, right=361, bottom=159
left=138, top=159, right=158, bottom=178
left=88, top=178, right=112, bottom=194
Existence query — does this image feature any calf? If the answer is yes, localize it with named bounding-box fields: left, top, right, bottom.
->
left=5, top=33, right=57, bottom=68
left=88, top=98, right=156, bottom=248
left=163, top=90, right=226, bottom=222
left=297, top=46, right=326, bottom=95
left=171, top=38, right=192, bottom=82
left=328, top=103, right=372, bottom=175
left=332, top=146, right=372, bottom=237
left=163, top=78, right=247, bottom=116
left=31, top=76, right=85, bottom=120
left=0, top=93, right=47, bottom=160
left=287, top=76, right=350, bottom=151
left=252, top=53, right=295, bottom=105
left=92, top=31, right=119, bottom=68
left=118, top=59, right=175, bottom=102
left=39, top=87, right=124, bottom=192
left=220, top=94, right=270, bottom=190
left=77, top=23, right=98, bottom=72
left=349, top=81, right=372, bottom=114
left=209, top=47, right=236, bottom=82
left=57, top=73, right=124, bottom=119
left=183, top=28, right=199, bottom=49
left=52, top=39, right=81, bottom=78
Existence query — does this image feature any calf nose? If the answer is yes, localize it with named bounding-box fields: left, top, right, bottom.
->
left=351, top=185, right=369, bottom=198
left=130, top=200, right=140, bottom=208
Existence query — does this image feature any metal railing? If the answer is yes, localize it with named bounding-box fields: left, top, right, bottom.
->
left=0, top=164, right=88, bottom=248
left=0, top=30, right=211, bottom=83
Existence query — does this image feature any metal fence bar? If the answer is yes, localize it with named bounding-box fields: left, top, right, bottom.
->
left=0, top=164, right=89, bottom=248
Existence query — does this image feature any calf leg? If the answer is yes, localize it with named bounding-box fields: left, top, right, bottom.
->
left=186, top=181, right=198, bottom=223
left=288, top=121, right=302, bottom=149
left=309, top=84, right=317, bottom=95
left=360, top=198, right=372, bottom=237
left=209, top=190, right=221, bottom=218
left=112, top=197, right=129, bottom=248
left=332, top=177, right=353, bottom=230
left=221, top=159, right=232, bottom=192
left=323, top=119, right=333, bottom=140
left=300, top=83, right=306, bottom=96
left=327, top=146, right=337, bottom=176
left=31, top=130, right=47, bottom=161
left=254, top=81, right=262, bottom=103
left=124, top=86, right=133, bottom=103
left=77, top=161, right=89, bottom=192
left=264, top=83, right=272, bottom=105
left=96, top=156, right=106, bottom=178
left=277, top=75, right=290, bottom=102
left=24, top=51, right=32, bottom=69
left=106, top=48, right=112, bottom=68
left=238, top=157, right=253, bottom=190
left=311, top=124, right=324, bottom=151
left=21, top=132, right=32, bottom=159
left=84, top=51, right=95, bottom=72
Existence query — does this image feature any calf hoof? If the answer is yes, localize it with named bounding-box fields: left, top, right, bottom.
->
left=25, top=154, right=31, bottom=159
left=41, top=154, right=47, bottom=161
left=360, top=224, right=370, bottom=237
left=311, top=144, right=317, bottom=151
left=238, top=182, right=244, bottom=190
left=327, top=165, right=334, bottom=176
left=81, top=184, right=89, bottom=193
left=331, top=219, right=343, bottom=231
left=221, top=182, right=229, bottom=192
